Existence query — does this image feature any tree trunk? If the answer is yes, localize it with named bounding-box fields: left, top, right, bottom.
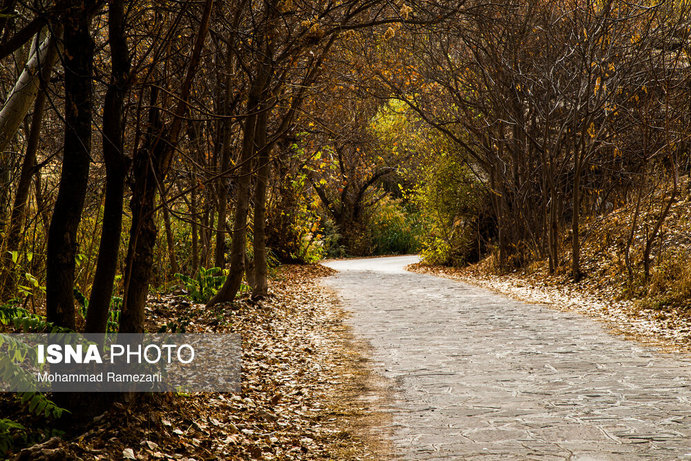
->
left=85, top=0, right=131, bottom=333
left=162, top=202, right=179, bottom=275
left=191, top=185, right=199, bottom=271
left=214, top=184, right=228, bottom=268
left=119, top=141, right=160, bottom=333
left=625, top=182, right=643, bottom=284
left=546, top=154, right=559, bottom=273
left=119, top=87, right=162, bottom=333
left=214, top=111, right=232, bottom=269
left=45, top=9, right=94, bottom=330
left=252, top=106, right=270, bottom=299
left=244, top=249, right=255, bottom=290
left=571, top=150, right=582, bottom=281
left=1, top=73, right=50, bottom=298
left=119, top=0, right=213, bottom=332
left=206, top=96, right=258, bottom=306
left=0, top=29, right=60, bottom=244
left=0, top=30, right=59, bottom=153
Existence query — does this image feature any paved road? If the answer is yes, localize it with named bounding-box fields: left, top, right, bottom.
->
left=322, top=255, right=691, bottom=460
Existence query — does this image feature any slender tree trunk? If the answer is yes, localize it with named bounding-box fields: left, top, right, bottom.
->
left=212, top=5, right=244, bottom=269
left=546, top=154, right=559, bottom=273
left=625, top=184, right=643, bottom=285
left=46, top=8, right=94, bottom=329
left=207, top=98, right=258, bottom=306
left=571, top=150, right=582, bottom=281
left=244, top=249, right=255, bottom=290
left=1, top=77, right=50, bottom=298
left=0, top=29, right=60, bottom=245
left=214, top=114, right=232, bottom=268
left=162, top=202, right=179, bottom=275
left=644, top=180, right=676, bottom=282
left=119, top=0, right=213, bottom=332
left=0, top=31, right=59, bottom=153
left=550, top=195, right=559, bottom=271
left=191, top=185, right=199, bottom=271
left=201, top=203, right=214, bottom=268
left=214, top=186, right=228, bottom=267
left=85, top=0, right=131, bottom=333
left=252, top=106, right=270, bottom=299
left=33, top=167, right=49, bottom=230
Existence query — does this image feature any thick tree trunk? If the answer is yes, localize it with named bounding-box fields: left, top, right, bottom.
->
left=85, top=0, right=131, bottom=333
left=119, top=86, right=162, bottom=334
left=45, top=9, right=94, bottom=330
left=119, top=143, right=160, bottom=333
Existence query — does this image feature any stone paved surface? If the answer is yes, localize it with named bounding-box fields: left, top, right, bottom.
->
left=323, top=256, right=691, bottom=460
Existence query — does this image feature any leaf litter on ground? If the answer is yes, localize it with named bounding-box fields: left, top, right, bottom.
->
left=11, top=264, right=391, bottom=460
left=408, top=262, right=691, bottom=353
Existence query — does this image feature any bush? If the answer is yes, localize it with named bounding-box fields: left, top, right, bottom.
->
left=320, top=218, right=347, bottom=258
left=175, top=267, right=225, bottom=303
left=642, top=250, right=691, bottom=310
left=0, top=306, right=69, bottom=456
left=368, top=197, right=422, bottom=255
left=414, top=152, right=488, bottom=266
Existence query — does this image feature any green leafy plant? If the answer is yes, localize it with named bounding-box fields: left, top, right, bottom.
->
left=175, top=267, right=225, bottom=303
left=0, top=304, right=69, bottom=334
left=414, top=152, right=489, bottom=266
left=0, top=418, right=27, bottom=456
left=15, top=271, right=45, bottom=309
left=108, top=296, right=122, bottom=333
left=74, top=287, right=88, bottom=319
left=0, top=331, right=68, bottom=456
left=369, top=197, right=422, bottom=255
left=74, top=288, right=122, bottom=333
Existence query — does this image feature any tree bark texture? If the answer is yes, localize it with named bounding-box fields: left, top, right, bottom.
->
left=85, top=0, right=131, bottom=333
left=252, top=105, right=270, bottom=298
left=45, top=10, right=94, bottom=330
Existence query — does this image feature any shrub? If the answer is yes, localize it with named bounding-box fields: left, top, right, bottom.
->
left=321, top=218, right=347, bottom=258
left=175, top=267, right=226, bottom=303
left=414, top=152, right=488, bottom=266
left=0, top=307, right=69, bottom=456
left=643, top=250, right=691, bottom=310
left=368, top=197, right=422, bottom=255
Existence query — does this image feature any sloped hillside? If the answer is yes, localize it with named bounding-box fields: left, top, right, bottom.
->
left=412, top=176, right=691, bottom=349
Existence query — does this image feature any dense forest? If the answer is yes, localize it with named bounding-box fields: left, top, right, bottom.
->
left=1, top=0, right=691, bottom=457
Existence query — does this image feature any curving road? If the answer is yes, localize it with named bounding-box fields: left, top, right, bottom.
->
left=322, top=255, right=691, bottom=460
